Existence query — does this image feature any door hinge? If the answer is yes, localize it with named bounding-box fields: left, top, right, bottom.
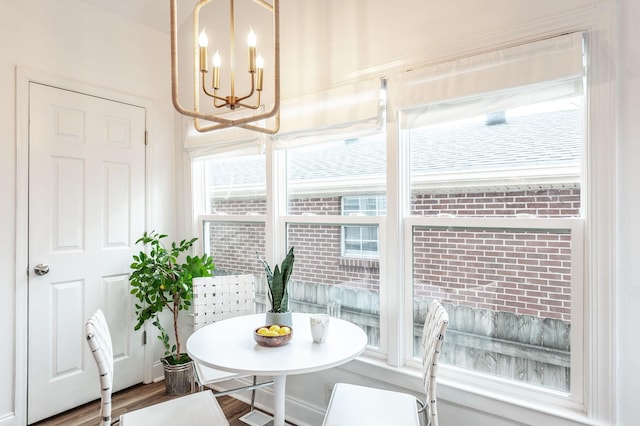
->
left=144, top=130, right=148, bottom=145
left=143, top=330, right=147, bottom=345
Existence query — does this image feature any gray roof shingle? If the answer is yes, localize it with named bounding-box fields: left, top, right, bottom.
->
left=209, top=108, right=581, bottom=189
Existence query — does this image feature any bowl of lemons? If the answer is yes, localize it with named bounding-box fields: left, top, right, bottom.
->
left=254, top=324, right=293, bottom=347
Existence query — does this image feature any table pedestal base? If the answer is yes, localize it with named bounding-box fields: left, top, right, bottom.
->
left=239, top=409, right=273, bottom=426
left=273, top=375, right=287, bottom=426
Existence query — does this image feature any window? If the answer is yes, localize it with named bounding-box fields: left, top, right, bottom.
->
left=398, top=34, right=586, bottom=402
left=201, top=153, right=266, bottom=215
left=342, top=195, right=386, bottom=257
left=193, top=152, right=270, bottom=311
left=193, top=133, right=386, bottom=349
left=192, top=32, right=598, bottom=421
left=286, top=136, right=386, bottom=216
left=283, top=133, right=386, bottom=349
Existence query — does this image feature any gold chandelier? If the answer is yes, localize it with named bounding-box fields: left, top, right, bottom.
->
left=170, top=0, right=280, bottom=134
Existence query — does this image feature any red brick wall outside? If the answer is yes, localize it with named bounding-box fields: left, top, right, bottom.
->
left=287, top=224, right=380, bottom=291
left=209, top=188, right=579, bottom=323
left=413, top=228, right=572, bottom=322
left=212, top=199, right=267, bottom=215
left=287, top=197, right=342, bottom=215
left=411, top=188, right=580, bottom=217
left=209, top=222, right=266, bottom=276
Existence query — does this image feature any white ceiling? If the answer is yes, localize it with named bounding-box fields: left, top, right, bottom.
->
left=77, top=0, right=191, bottom=34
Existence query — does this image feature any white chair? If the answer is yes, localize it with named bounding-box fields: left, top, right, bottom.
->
left=192, top=275, right=274, bottom=425
left=85, top=309, right=229, bottom=426
left=322, top=299, right=449, bottom=426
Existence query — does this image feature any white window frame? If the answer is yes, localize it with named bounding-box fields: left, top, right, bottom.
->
left=188, top=9, right=615, bottom=424
left=404, top=217, right=584, bottom=410
left=280, top=213, right=388, bottom=355
left=382, top=22, right=613, bottom=426
left=397, top=82, right=585, bottom=402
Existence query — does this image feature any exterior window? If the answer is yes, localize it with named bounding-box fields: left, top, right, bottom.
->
left=286, top=222, right=382, bottom=347
left=194, top=138, right=387, bottom=335
left=203, top=154, right=266, bottom=215
left=194, top=153, right=269, bottom=310
left=284, top=134, right=386, bottom=349
left=342, top=195, right=386, bottom=257
left=286, top=135, right=386, bottom=215
left=404, top=91, right=583, bottom=394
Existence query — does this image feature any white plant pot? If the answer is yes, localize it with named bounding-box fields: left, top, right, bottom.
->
left=265, top=310, right=292, bottom=327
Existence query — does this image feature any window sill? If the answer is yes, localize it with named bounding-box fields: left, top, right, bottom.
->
left=338, top=355, right=595, bottom=426
left=337, top=257, right=380, bottom=270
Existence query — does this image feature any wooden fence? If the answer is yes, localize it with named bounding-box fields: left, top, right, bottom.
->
left=415, top=301, right=570, bottom=392
left=245, top=274, right=570, bottom=392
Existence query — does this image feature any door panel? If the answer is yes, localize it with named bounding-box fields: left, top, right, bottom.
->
left=52, top=279, right=84, bottom=376
left=104, top=274, right=135, bottom=359
left=27, top=83, right=146, bottom=423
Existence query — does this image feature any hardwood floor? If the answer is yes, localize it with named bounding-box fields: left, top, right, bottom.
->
left=32, top=381, right=275, bottom=426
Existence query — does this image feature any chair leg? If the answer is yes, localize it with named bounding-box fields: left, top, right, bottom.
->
left=192, top=366, right=202, bottom=393
left=249, top=376, right=257, bottom=411
left=424, top=403, right=431, bottom=426
left=417, top=399, right=430, bottom=426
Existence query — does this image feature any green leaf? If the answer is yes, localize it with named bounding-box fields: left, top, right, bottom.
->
left=128, top=231, right=214, bottom=361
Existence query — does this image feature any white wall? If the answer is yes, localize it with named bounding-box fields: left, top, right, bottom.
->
left=0, top=0, right=175, bottom=424
left=278, top=0, right=600, bottom=97
left=3, top=0, right=640, bottom=425
left=616, top=0, right=640, bottom=425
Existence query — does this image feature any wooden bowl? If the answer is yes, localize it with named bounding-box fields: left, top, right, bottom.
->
left=254, top=325, right=293, bottom=347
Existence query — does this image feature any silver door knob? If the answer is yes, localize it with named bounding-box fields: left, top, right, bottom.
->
left=34, top=264, right=49, bottom=276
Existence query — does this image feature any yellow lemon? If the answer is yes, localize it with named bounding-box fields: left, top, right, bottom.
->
left=257, top=327, right=269, bottom=336
left=278, top=326, right=291, bottom=335
left=268, top=324, right=281, bottom=332
left=265, top=330, right=279, bottom=337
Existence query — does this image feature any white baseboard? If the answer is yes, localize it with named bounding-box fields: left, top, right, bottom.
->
left=0, top=412, right=16, bottom=426
left=151, top=360, right=164, bottom=383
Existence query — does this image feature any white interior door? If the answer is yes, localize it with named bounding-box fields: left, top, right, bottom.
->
left=27, top=83, right=146, bottom=423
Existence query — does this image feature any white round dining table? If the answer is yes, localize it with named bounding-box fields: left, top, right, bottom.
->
left=186, top=312, right=368, bottom=426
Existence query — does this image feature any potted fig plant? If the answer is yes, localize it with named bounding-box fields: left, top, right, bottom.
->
left=129, top=230, right=214, bottom=395
left=258, top=247, right=295, bottom=327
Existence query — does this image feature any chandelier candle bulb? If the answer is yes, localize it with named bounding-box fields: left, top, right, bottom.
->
left=256, top=55, right=264, bottom=91
left=248, top=28, right=257, bottom=73
left=198, top=30, right=208, bottom=72
left=212, top=50, right=221, bottom=90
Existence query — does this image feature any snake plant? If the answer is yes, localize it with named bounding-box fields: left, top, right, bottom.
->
left=258, top=247, right=295, bottom=313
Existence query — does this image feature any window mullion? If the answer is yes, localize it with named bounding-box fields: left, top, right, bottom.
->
left=386, top=118, right=402, bottom=367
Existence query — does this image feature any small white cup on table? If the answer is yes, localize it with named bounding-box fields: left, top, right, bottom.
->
left=310, top=313, right=330, bottom=343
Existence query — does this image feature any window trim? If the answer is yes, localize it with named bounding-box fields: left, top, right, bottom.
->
left=189, top=9, right=615, bottom=423
left=404, top=216, right=585, bottom=410
left=280, top=214, right=388, bottom=356
left=388, top=30, right=595, bottom=419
